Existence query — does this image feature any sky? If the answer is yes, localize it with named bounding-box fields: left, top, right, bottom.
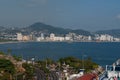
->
left=0, top=0, right=120, bottom=31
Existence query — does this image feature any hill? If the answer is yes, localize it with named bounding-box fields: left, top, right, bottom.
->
left=0, top=26, right=6, bottom=31
left=96, top=29, right=120, bottom=37
left=23, top=22, right=92, bottom=36
left=1, top=22, right=120, bottom=37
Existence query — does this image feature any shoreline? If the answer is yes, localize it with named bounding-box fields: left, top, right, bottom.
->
left=0, top=41, right=120, bottom=44
left=0, top=41, right=24, bottom=44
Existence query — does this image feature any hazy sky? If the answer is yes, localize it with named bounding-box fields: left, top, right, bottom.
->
left=0, top=0, right=120, bottom=31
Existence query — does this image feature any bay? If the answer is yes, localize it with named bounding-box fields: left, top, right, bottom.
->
left=0, top=42, right=120, bottom=67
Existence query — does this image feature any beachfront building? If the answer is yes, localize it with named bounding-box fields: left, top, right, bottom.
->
left=22, top=35, right=30, bottom=41
left=114, top=38, right=120, bottom=42
left=49, top=33, right=65, bottom=41
left=88, top=36, right=92, bottom=41
left=50, top=33, right=55, bottom=41
left=65, top=36, right=71, bottom=41
left=36, top=37, right=44, bottom=41
left=41, top=33, right=44, bottom=40
left=99, top=34, right=113, bottom=41
left=17, top=33, right=23, bottom=41
left=54, top=37, right=65, bottom=41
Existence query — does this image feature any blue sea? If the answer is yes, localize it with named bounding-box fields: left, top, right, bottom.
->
left=0, top=42, right=120, bottom=67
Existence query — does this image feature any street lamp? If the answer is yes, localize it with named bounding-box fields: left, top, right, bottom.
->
left=82, top=54, right=87, bottom=72
left=82, top=54, right=85, bottom=69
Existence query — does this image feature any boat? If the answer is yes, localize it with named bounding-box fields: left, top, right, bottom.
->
left=99, top=59, right=120, bottom=80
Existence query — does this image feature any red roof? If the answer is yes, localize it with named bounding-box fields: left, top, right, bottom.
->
left=77, top=73, right=97, bottom=80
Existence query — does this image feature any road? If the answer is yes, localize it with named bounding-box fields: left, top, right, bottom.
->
left=34, top=68, right=59, bottom=80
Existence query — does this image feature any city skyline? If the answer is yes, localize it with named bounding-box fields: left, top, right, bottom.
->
left=0, top=0, right=120, bottom=31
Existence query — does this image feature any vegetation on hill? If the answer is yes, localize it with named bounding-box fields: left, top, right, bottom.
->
left=96, top=29, right=120, bottom=37
left=58, top=56, right=98, bottom=72
left=35, top=56, right=98, bottom=73
left=0, top=22, right=92, bottom=36
left=26, top=22, right=92, bottom=36
left=0, top=51, right=4, bottom=55
left=1, top=22, right=120, bottom=37
left=0, top=51, right=25, bottom=80
left=13, top=55, right=22, bottom=61
left=22, top=63, right=35, bottom=80
left=0, top=50, right=99, bottom=79
left=0, top=59, right=15, bottom=80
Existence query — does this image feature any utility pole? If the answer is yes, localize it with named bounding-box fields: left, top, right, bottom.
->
left=82, top=54, right=86, bottom=74
left=82, top=55, right=84, bottom=70
left=46, top=59, right=48, bottom=68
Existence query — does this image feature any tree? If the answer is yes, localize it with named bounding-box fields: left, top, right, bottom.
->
left=58, top=56, right=98, bottom=72
left=0, top=59, right=15, bottom=80
left=22, top=63, right=34, bottom=79
left=13, top=55, right=22, bottom=61
left=0, top=51, right=4, bottom=55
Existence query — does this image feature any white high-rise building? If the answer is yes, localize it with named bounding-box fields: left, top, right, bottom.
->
left=41, top=33, right=44, bottom=40
left=17, top=33, right=23, bottom=41
left=99, top=34, right=113, bottom=41
left=88, top=36, right=92, bottom=41
left=50, top=33, right=55, bottom=41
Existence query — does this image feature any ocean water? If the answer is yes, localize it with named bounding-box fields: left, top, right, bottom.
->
left=0, top=42, right=120, bottom=67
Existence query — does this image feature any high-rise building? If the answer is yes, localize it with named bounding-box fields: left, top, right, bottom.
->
left=41, top=33, right=44, bottom=40
left=17, top=33, right=23, bottom=41
left=50, top=33, right=55, bottom=41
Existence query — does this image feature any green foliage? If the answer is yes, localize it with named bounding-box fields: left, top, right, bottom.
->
left=0, top=73, right=11, bottom=80
left=36, top=58, right=54, bottom=68
left=22, top=63, right=34, bottom=79
left=36, top=60, right=50, bottom=73
left=36, top=60, right=46, bottom=68
left=0, top=51, right=4, bottom=55
left=84, top=57, right=98, bottom=72
left=40, top=67, right=49, bottom=73
left=0, top=59, right=15, bottom=74
left=58, top=57, right=82, bottom=69
left=58, top=56, right=98, bottom=72
left=13, top=55, right=22, bottom=61
left=0, top=59, right=16, bottom=79
left=45, top=58, right=54, bottom=65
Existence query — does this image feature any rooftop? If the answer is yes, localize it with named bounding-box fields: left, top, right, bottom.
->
left=77, top=73, right=98, bottom=80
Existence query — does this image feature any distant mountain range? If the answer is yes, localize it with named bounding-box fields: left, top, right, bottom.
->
left=0, top=22, right=120, bottom=37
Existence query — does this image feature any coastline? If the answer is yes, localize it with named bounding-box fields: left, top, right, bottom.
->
left=0, top=41, right=120, bottom=44
left=0, top=41, right=24, bottom=44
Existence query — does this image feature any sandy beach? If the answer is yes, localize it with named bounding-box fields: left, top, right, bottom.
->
left=0, top=41, right=24, bottom=44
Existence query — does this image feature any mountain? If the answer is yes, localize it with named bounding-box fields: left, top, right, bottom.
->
left=24, top=22, right=92, bottom=36
left=1, top=22, right=120, bottom=37
left=96, top=29, right=120, bottom=37
left=0, top=26, right=6, bottom=31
